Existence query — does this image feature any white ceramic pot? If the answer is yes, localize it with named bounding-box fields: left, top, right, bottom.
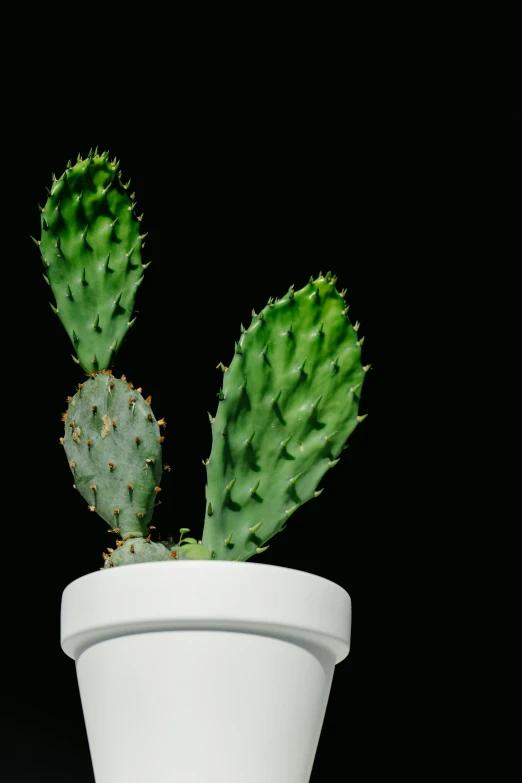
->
left=61, top=561, right=351, bottom=783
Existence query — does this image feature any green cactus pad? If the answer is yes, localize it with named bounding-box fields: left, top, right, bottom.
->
left=37, top=150, right=147, bottom=374
left=202, top=272, right=368, bottom=561
left=62, top=371, right=164, bottom=539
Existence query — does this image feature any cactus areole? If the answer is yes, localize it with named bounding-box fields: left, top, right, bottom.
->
left=38, top=151, right=369, bottom=570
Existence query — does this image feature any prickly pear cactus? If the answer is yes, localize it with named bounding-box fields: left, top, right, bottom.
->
left=201, top=272, right=369, bottom=561
left=36, top=149, right=370, bottom=570
left=35, top=149, right=148, bottom=374
left=62, top=371, right=164, bottom=540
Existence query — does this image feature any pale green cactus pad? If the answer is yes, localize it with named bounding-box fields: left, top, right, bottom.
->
left=62, top=371, right=164, bottom=540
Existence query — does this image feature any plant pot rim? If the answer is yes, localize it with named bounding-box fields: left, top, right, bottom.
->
left=61, top=561, right=351, bottom=663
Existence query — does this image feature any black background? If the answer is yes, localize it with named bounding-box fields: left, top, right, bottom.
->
left=2, top=110, right=516, bottom=781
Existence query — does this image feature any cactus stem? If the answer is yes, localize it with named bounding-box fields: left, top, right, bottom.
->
left=225, top=478, right=236, bottom=493
left=249, top=520, right=264, bottom=534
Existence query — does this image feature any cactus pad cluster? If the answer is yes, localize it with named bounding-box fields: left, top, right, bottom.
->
left=37, top=150, right=369, bottom=569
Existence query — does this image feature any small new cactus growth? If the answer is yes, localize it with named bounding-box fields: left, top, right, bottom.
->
left=37, top=151, right=369, bottom=570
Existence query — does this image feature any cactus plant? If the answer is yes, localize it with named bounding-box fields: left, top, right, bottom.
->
left=36, top=150, right=369, bottom=570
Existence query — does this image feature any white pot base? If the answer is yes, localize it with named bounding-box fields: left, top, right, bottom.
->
left=62, top=562, right=351, bottom=783
left=77, top=630, right=334, bottom=783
